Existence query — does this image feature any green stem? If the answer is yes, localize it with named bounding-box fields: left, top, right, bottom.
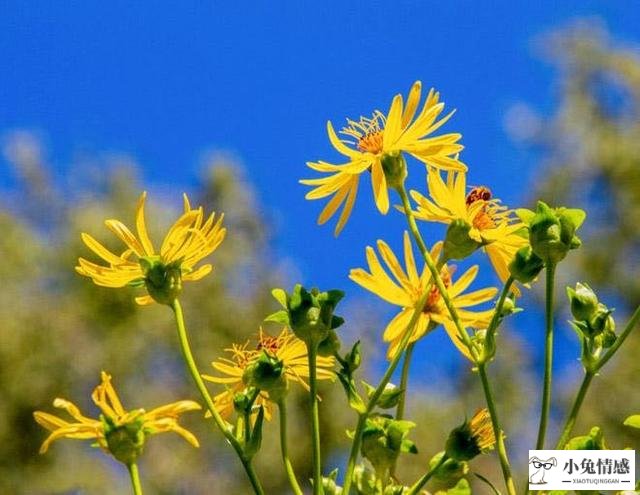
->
left=170, top=299, right=265, bottom=495
left=396, top=184, right=516, bottom=495
left=396, top=185, right=477, bottom=357
left=278, top=400, right=304, bottom=495
left=485, top=276, right=515, bottom=338
left=406, top=454, right=447, bottom=495
left=395, top=342, right=415, bottom=422
left=308, top=342, right=324, bottom=495
left=554, top=371, right=594, bottom=449
left=595, top=304, right=640, bottom=372
left=478, top=364, right=517, bottom=495
left=553, top=303, right=640, bottom=449
left=536, top=263, right=556, bottom=450
left=127, top=462, right=143, bottom=495
left=342, top=286, right=433, bottom=495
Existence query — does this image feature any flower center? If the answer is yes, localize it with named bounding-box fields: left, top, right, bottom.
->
left=357, top=131, right=384, bottom=154
left=256, top=335, right=281, bottom=355
left=422, top=268, right=452, bottom=314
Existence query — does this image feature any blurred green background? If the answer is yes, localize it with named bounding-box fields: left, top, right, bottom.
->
left=2, top=20, right=640, bottom=495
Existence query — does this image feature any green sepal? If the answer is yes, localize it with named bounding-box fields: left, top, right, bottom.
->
left=271, top=288, right=288, bottom=308
left=443, top=219, right=482, bottom=261
left=264, top=309, right=290, bottom=325
left=362, top=382, right=403, bottom=410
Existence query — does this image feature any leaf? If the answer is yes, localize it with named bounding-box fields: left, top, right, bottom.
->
left=264, top=310, right=290, bottom=325
left=271, top=288, right=288, bottom=308
left=624, top=414, right=640, bottom=429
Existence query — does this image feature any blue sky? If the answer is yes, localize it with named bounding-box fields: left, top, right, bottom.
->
left=2, top=1, right=639, bottom=385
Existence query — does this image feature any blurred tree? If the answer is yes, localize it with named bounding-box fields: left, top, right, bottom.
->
left=508, top=19, right=640, bottom=453
left=0, top=133, right=354, bottom=494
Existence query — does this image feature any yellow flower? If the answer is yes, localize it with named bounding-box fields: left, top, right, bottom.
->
left=446, top=408, right=496, bottom=461
left=301, top=81, right=467, bottom=235
left=76, top=192, right=226, bottom=305
left=33, top=372, right=201, bottom=461
left=349, top=232, right=497, bottom=359
left=203, top=328, right=335, bottom=420
left=410, top=169, right=528, bottom=290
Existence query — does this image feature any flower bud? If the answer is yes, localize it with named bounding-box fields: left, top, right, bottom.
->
left=139, top=256, right=183, bottom=305
left=522, top=202, right=585, bottom=265
left=589, top=303, right=615, bottom=336
left=321, top=469, right=343, bottom=495
left=567, top=283, right=599, bottom=321
left=445, top=409, right=495, bottom=462
left=361, top=415, right=417, bottom=474
left=564, top=426, right=606, bottom=450
left=508, top=245, right=544, bottom=283
left=429, top=451, right=469, bottom=486
left=344, top=341, right=362, bottom=373
left=103, top=414, right=145, bottom=465
left=242, top=352, right=287, bottom=401
left=443, top=219, right=482, bottom=261
left=267, top=285, right=345, bottom=345
left=363, top=382, right=403, bottom=410
left=381, top=151, right=408, bottom=191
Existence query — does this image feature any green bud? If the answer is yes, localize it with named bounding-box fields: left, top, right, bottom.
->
left=318, top=329, right=341, bottom=357
left=429, top=451, right=469, bottom=486
left=508, top=245, right=544, bottom=283
left=362, top=382, right=403, bottom=410
left=103, top=414, right=145, bottom=465
left=602, top=329, right=617, bottom=348
left=268, top=285, right=345, bottom=344
left=242, top=352, right=287, bottom=401
left=345, top=341, right=362, bottom=372
left=443, top=219, right=482, bottom=261
left=381, top=151, right=407, bottom=191
left=564, top=426, right=606, bottom=450
left=524, top=202, right=585, bottom=265
left=139, top=256, right=183, bottom=305
left=233, top=388, right=259, bottom=415
left=321, top=468, right=343, bottom=495
left=589, top=303, right=615, bottom=336
left=361, top=415, right=417, bottom=474
left=567, top=283, right=599, bottom=321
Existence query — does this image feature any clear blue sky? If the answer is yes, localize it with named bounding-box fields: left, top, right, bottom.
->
left=2, top=2, right=638, bottom=383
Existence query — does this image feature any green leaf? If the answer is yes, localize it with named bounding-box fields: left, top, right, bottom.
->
left=624, top=414, right=640, bottom=429
left=264, top=310, right=290, bottom=325
left=271, top=288, right=288, bottom=308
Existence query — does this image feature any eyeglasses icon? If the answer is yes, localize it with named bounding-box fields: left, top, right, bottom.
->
left=532, top=461, right=554, bottom=470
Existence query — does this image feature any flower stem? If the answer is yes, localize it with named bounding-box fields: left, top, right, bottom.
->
left=554, top=303, right=640, bottom=449
left=406, top=454, right=447, bottom=495
left=170, top=299, right=265, bottom=495
left=395, top=341, right=415, bottom=422
left=478, top=363, right=517, bottom=495
left=307, top=342, right=324, bottom=495
left=127, top=463, right=143, bottom=495
left=278, top=400, right=304, bottom=495
left=396, top=183, right=516, bottom=495
left=536, top=263, right=556, bottom=450
left=554, top=371, right=594, bottom=449
left=342, top=287, right=432, bottom=495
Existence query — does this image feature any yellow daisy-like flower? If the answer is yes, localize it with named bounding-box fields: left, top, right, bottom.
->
left=203, top=328, right=335, bottom=420
left=410, top=169, right=528, bottom=290
left=301, top=81, right=467, bottom=235
left=33, top=372, right=201, bottom=460
left=76, top=192, right=226, bottom=305
left=349, top=232, right=497, bottom=359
